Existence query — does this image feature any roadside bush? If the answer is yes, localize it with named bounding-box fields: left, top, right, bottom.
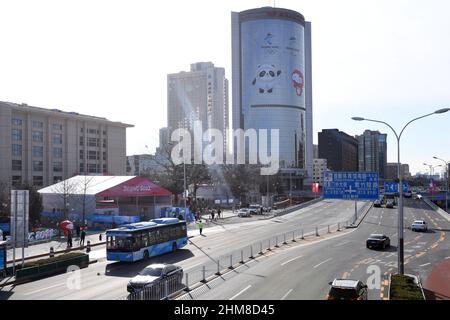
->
left=390, top=274, right=424, bottom=300
left=21, top=252, right=87, bottom=269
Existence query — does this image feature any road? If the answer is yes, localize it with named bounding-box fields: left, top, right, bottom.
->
left=179, top=198, right=449, bottom=300
left=0, top=199, right=367, bottom=300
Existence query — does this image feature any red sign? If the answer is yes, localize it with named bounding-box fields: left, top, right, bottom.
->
left=96, top=176, right=172, bottom=197
left=312, top=183, right=319, bottom=193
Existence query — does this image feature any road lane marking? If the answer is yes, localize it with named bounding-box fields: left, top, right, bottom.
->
left=280, top=289, right=293, bottom=300
left=281, top=255, right=303, bottom=266
left=229, top=285, right=252, bottom=300
left=419, top=263, right=431, bottom=267
left=24, top=283, right=65, bottom=296
left=313, top=258, right=332, bottom=269
left=332, top=240, right=351, bottom=247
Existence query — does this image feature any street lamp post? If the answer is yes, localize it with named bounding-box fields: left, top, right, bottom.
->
left=352, top=107, right=449, bottom=275
left=433, top=156, right=449, bottom=212
left=423, top=163, right=441, bottom=179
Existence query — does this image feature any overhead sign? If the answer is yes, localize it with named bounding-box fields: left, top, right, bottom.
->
left=384, top=181, right=409, bottom=193
left=323, top=172, right=379, bottom=200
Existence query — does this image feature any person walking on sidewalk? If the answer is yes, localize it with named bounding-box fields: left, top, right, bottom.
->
left=80, top=229, right=86, bottom=246
left=197, top=219, right=204, bottom=235
left=217, top=208, right=221, bottom=219
left=67, top=230, right=73, bottom=248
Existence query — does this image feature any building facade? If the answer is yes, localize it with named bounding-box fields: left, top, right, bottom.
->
left=385, top=163, right=411, bottom=180
left=312, top=158, right=327, bottom=185
left=318, top=129, right=358, bottom=172
left=231, top=7, right=313, bottom=190
left=0, top=101, right=133, bottom=187
left=167, top=62, right=229, bottom=156
left=356, top=130, right=387, bottom=179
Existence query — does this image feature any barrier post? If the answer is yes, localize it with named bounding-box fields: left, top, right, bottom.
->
left=315, top=226, right=319, bottom=237
left=49, top=247, right=54, bottom=258
left=86, top=240, right=91, bottom=253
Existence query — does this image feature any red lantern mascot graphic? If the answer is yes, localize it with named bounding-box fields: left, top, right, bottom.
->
left=292, top=69, right=304, bottom=96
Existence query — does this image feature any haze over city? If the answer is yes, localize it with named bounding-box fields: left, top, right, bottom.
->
left=1, top=0, right=449, bottom=174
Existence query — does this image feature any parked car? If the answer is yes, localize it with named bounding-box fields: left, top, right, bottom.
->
left=127, top=263, right=183, bottom=294
left=248, top=204, right=262, bottom=215
left=327, top=279, right=368, bottom=300
left=366, top=234, right=390, bottom=249
left=238, top=209, right=251, bottom=217
left=411, top=220, right=428, bottom=232
left=386, top=199, right=395, bottom=208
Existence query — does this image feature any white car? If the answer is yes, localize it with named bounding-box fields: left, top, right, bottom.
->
left=238, top=209, right=251, bottom=217
left=411, top=220, right=428, bottom=232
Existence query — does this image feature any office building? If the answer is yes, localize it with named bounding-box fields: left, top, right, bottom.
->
left=167, top=62, right=229, bottom=156
left=231, top=7, right=313, bottom=190
left=318, top=129, right=358, bottom=172
left=385, top=163, right=411, bottom=180
left=313, top=158, right=327, bottom=185
left=356, top=130, right=387, bottom=178
left=0, top=101, right=133, bottom=187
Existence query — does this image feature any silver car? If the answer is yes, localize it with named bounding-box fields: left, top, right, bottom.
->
left=127, top=263, right=183, bottom=293
left=411, top=220, right=428, bottom=232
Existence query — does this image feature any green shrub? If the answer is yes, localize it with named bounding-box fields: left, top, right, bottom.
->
left=390, top=274, right=424, bottom=300
left=21, top=252, right=87, bottom=269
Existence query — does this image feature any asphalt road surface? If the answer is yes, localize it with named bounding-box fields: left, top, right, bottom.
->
left=178, top=198, right=449, bottom=300
left=1, top=199, right=366, bottom=300
left=2, top=198, right=447, bottom=300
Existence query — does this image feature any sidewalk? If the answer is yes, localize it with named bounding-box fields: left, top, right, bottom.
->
left=6, top=231, right=105, bottom=263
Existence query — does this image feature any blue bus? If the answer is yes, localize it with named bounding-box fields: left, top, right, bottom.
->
left=106, top=218, right=188, bottom=262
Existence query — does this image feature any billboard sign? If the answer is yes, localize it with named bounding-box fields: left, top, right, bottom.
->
left=11, top=190, right=29, bottom=248
left=323, top=172, right=379, bottom=200
left=384, top=181, right=409, bottom=193
left=241, top=19, right=305, bottom=108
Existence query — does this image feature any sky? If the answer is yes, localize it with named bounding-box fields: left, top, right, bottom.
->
left=1, top=0, right=450, bottom=176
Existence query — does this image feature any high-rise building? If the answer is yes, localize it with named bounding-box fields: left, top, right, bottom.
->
left=313, top=144, right=318, bottom=159
left=356, top=130, right=387, bottom=178
left=385, top=163, right=411, bottom=180
left=318, top=129, right=358, bottom=172
left=231, top=7, right=313, bottom=189
left=167, top=62, right=229, bottom=156
left=0, top=101, right=133, bottom=187
left=313, top=158, right=327, bottom=185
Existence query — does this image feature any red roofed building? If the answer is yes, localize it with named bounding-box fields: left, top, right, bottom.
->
left=39, top=176, right=173, bottom=224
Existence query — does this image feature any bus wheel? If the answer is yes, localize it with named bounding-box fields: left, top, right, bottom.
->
left=143, top=250, right=149, bottom=260
left=172, top=243, right=177, bottom=253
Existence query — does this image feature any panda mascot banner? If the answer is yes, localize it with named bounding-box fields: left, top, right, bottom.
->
left=240, top=16, right=306, bottom=169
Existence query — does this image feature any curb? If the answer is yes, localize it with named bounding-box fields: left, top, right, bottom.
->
left=6, top=241, right=106, bottom=265
left=347, top=202, right=373, bottom=228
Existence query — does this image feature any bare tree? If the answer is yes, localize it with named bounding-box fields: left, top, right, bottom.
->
left=50, top=178, right=80, bottom=220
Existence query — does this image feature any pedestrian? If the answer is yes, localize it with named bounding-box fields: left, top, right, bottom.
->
left=67, top=230, right=73, bottom=248
left=211, top=211, right=215, bottom=221
left=217, top=208, right=221, bottom=219
left=76, top=225, right=80, bottom=238
left=197, top=219, right=204, bottom=235
left=80, top=229, right=86, bottom=246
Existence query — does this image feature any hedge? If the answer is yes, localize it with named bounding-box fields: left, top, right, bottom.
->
left=21, top=252, right=87, bottom=269
left=390, top=274, right=424, bottom=300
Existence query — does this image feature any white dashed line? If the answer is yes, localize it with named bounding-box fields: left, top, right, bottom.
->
left=281, top=289, right=293, bottom=300
left=419, top=263, right=431, bottom=267
left=313, top=258, right=332, bottom=269
left=229, top=285, right=252, bottom=300
left=281, top=255, right=303, bottom=266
